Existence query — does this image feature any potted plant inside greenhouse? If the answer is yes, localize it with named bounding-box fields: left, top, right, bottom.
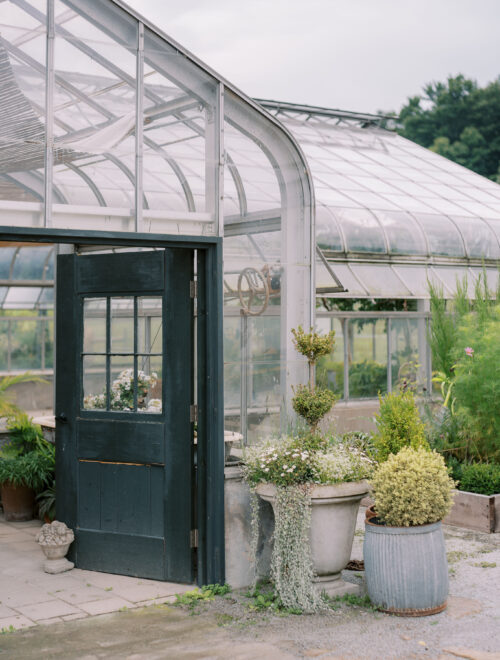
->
left=364, top=446, right=455, bottom=616
left=243, top=327, right=374, bottom=612
left=0, top=413, right=55, bottom=521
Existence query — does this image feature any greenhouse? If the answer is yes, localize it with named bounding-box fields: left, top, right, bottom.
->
left=0, top=0, right=499, bottom=586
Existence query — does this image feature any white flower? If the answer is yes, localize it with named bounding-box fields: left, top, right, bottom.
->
left=264, top=467, right=269, bottom=472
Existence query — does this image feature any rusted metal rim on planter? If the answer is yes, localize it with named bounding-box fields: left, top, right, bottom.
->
left=379, top=601, right=447, bottom=617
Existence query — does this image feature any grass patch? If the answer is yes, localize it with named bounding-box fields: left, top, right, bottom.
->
left=473, top=561, right=497, bottom=568
left=447, top=550, right=469, bottom=563
left=174, top=584, right=232, bottom=612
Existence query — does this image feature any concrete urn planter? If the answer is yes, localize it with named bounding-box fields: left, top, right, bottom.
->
left=36, top=521, right=75, bottom=574
left=256, top=480, right=369, bottom=597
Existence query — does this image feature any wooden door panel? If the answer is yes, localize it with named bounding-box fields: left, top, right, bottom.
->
left=76, top=251, right=164, bottom=293
left=78, top=462, right=164, bottom=537
left=76, top=530, right=165, bottom=579
left=77, top=419, right=165, bottom=464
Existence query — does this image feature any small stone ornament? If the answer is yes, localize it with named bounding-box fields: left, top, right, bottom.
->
left=36, top=521, right=75, bottom=574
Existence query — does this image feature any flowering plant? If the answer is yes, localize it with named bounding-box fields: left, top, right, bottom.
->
left=243, top=435, right=374, bottom=488
left=84, top=369, right=160, bottom=412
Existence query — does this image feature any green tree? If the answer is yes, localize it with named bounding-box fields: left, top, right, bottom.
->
left=396, top=75, right=500, bottom=182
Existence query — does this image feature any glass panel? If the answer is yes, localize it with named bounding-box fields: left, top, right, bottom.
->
left=83, top=355, right=107, bottom=410
left=451, top=216, right=500, bottom=259
left=350, top=265, right=411, bottom=298
left=414, top=213, right=465, bottom=257
left=137, top=355, right=162, bottom=413
left=374, top=210, right=427, bottom=255
left=315, top=263, right=367, bottom=297
left=248, top=316, right=280, bottom=409
left=349, top=319, right=387, bottom=399
left=316, top=317, right=344, bottom=399
left=138, top=297, right=162, bottom=353
left=52, top=0, right=137, bottom=222
left=110, top=358, right=135, bottom=411
left=111, top=297, right=134, bottom=353
left=10, top=320, right=41, bottom=370
left=316, top=204, right=344, bottom=252
left=44, top=318, right=54, bottom=369
left=11, top=246, right=52, bottom=280
left=224, top=316, right=241, bottom=411
left=3, top=287, right=41, bottom=308
left=332, top=208, right=386, bottom=253
left=391, top=319, right=420, bottom=391
left=0, top=1, right=46, bottom=221
left=83, top=298, right=106, bottom=353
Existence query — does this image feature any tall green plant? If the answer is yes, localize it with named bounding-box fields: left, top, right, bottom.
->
left=372, top=390, right=429, bottom=462
left=452, top=305, right=500, bottom=461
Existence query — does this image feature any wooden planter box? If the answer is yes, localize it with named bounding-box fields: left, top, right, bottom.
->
left=444, top=490, right=500, bottom=533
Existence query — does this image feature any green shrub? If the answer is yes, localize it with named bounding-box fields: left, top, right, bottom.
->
left=371, top=447, right=455, bottom=526
left=3, top=412, right=46, bottom=457
left=349, top=360, right=387, bottom=398
left=0, top=448, right=55, bottom=491
left=452, top=305, right=500, bottom=461
left=292, top=384, right=335, bottom=431
left=372, top=390, right=429, bottom=462
left=459, top=464, right=500, bottom=496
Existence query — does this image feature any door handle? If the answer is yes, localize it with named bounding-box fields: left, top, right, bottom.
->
left=56, top=413, right=68, bottom=423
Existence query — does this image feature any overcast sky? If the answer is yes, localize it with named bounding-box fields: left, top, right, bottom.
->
left=125, top=0, right=500, bottom=115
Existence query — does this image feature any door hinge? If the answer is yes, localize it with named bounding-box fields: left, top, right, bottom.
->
left=190, top=280, right=197, bottom=299
left=190, top=403, right=198, bottom=424
left=190, top=529, right=198, bottom=548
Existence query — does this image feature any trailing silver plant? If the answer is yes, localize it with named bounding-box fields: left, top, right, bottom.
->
left=270, top=486, right=325, bottom=613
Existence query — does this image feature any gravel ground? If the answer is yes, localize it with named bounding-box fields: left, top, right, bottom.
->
left=1, top=516, right=499, bottom=660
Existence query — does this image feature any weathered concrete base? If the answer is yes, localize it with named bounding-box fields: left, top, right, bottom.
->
left=43, top=558, right=74, bottom=574
left=444, top=490, right=500, bottom=533
left=224, top=466, right=273, bottom=589
left=313, top=575, right=361, bottom=598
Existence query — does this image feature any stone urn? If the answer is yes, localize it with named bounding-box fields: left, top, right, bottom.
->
left=36, top=521, right=75, bottom=574
left=256, top=480, right=369, bottom=597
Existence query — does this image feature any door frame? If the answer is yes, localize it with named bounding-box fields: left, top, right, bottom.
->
left=0, top=226, right=224, bottom=586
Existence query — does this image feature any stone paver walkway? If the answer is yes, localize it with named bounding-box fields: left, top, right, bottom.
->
left=0, top=513, right=192, bottom=631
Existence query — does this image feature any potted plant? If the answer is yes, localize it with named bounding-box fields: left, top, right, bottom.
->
left=0, top=449, right=55, bottom=521
left=364, top=446, right=455, bottom=615
left=0, top=413, right=55, bottom=521
left=243, top=327, right=374, bottom=612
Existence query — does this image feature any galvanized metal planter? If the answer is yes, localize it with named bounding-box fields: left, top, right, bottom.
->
left=364, top=513, right=448, bottom=616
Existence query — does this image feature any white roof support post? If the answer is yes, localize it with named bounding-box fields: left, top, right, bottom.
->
left=44, top=0, right=55, bottom=228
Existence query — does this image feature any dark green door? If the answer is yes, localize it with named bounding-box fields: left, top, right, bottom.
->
left=55, top=249, right=194, bottom=582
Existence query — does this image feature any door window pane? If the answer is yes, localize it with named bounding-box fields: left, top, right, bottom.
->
left=83, top=355, right=107, bottom=409
left=83, top=298, right=106, bottom=353
left=137, top=297, right=162, bottom=353
left=111, top=297, right=134, bottom=353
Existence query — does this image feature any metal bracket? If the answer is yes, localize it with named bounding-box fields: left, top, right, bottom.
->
left=190, top=280, right=197, bottom=299
left=190, top=529, right=198, bottom=548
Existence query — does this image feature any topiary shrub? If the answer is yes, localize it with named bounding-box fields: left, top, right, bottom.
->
left=459, top=463, right=500, bottom=496
left=371, top=447, right=455, bottom=527
left=291, top=384, right=335, bottom=432
left=372, top=390, right=429, bottom=462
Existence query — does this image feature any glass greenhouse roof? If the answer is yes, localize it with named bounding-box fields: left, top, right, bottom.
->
left=258, top=100, right=500, bottom=298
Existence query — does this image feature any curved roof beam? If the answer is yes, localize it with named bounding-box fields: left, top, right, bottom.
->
left=1, top=171, right=68, bottom=204
left=65, top=163, right=106, bottom=206
left=225, top=153, right=247, bottom=217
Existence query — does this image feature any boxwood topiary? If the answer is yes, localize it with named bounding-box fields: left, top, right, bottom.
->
left=291, top=384, right=335, bottom=431
left=371, top=447, right=455, bottom=527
